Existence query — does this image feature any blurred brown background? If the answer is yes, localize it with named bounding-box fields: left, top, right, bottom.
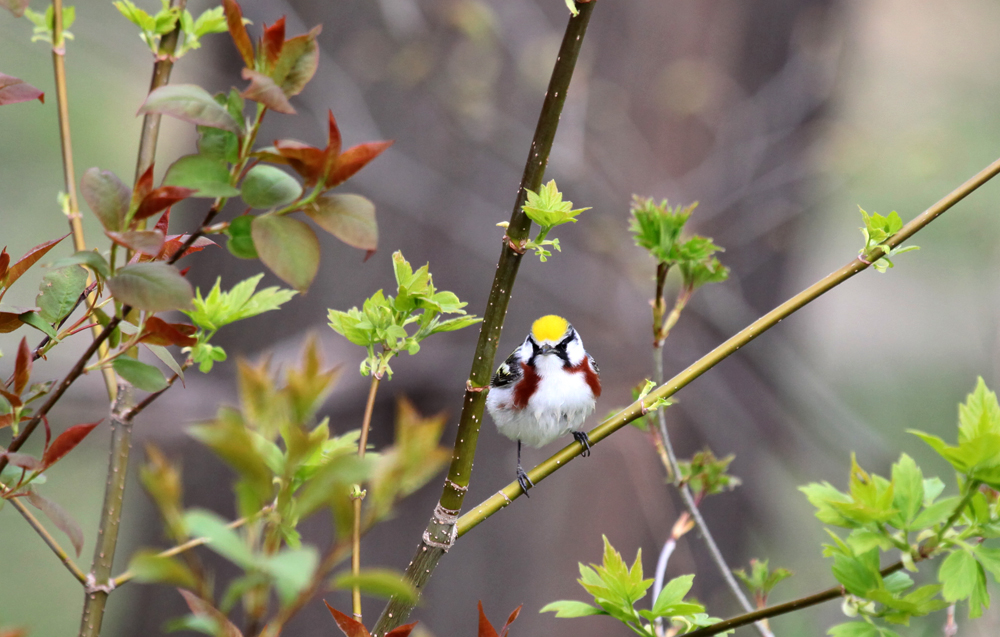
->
left=3, top=0, right=1000, bottom=635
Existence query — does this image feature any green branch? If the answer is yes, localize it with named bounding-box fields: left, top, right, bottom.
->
left=456, top=152, right=1000, bottom=536
left=370, top=3, right=597, bottom=634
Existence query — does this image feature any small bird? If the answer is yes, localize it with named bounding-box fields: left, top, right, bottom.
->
left=486, top=315, right=601, bottom=495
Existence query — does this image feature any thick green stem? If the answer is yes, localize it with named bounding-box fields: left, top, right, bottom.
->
left=370, top=3, right=597, bottom=634
left=78, top=385, right=135, bottom=637
left=456, top=152, right=1000, bottom=537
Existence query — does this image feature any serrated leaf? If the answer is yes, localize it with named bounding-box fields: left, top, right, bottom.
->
left=240, top=165, right=301, bottom=208
left=163, top=154, right=239, bottom=198
left=108, top=262, right=193, bottom=312
left=939, top=550, right=979, bottom=602
left=138, top=84, right=241, bottom=133
left=304, top=193, right=378, bottom=251
left=113, top=357, right=169, bottom=392
left=251, top=215, right=320, bottom=292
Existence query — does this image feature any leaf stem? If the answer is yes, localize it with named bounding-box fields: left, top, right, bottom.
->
left=455, top=152, right=1000, bottom=536
left=4, top=487, right=88, bottom=584
left=371, top=4, right=597, bottom=634
left=352, top=375, right=381, bottom=620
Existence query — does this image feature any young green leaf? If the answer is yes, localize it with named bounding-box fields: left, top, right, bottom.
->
left=113, top=357, right=169, bottom=392
left=163, top=154, right=240, bottom=198
left=107, top=262, right=193, bottom=312
left=36, top=264, right=87, bottom=324
left=241, top=165, right=302, bottom=209
left=521, top=179, right=590, bottom=228
left=225, top=215, right=259, bottom=259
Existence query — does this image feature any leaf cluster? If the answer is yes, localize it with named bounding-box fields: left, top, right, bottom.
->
left=677, top=448, right=741, bottom=500
left=801, top=379, right=1000, bottom=635
left=114, top=0, right=228, bottom=57
left=733, top=559, right=792, bottom=608
left=514, top=179, right=591, bottom=261
left=23, top=5, right=74, bottom=45
left=541, top=536, right=726, bottom=635
left=858, top=208, right=919, bottom=273
left=328, top=251, right=481, bottom=378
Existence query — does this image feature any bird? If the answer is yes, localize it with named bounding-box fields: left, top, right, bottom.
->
left=485, top=315, right=601, bottom=495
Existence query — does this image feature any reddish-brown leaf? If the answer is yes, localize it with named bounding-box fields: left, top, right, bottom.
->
left=0, top=247, right=9, bottom=281
left=2, top=452, right=42, bottom=471
left=27, top=489, right=84, bottom=556
left=385, top=623, right=419, bottom=637
left=1, top=234, right=69, bottom=290
left=262, top=17, right=285, bottom=65
left=13, top=336, right=30, bottom=395
left=1, top=0, right=31, bottom=18
left=0, top=311, right=23, bottom=333
left=136, top=186, right=195, bottom=221
left=131, top=164, right=155, bottom=211
left=0, top=413, right=13, bottom=429
left=0, top=72, right=44, bottom=105
left=325, top=141, right=394, bottom=189
left=106, top=230, right=166, bottom=257
left=154, top=208, right=172, bottom=234
left=42, top=421, right=101, bottom=468
left=0, top=387, right=22, bottom=408
left=324, top=602, right=370, bottom=637
left=498, top=604, right=522, bottom=637
left=222, top=0, right=255, bottom=70
left=274, top=26, right=321, bottom=96
left=477, top=601, right=500, bottom=637
left=139, top=316, right=198, bottom=347
left=327, top=110, right=342, bottom=157
left=272, top=140, right=326, bottom=185
left=152, top=235, right=216, bottom=262
left=241, top=69, right=296, bottom=114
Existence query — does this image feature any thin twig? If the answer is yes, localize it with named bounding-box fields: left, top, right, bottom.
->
left=352, top=376, right=381, bottom=620
left=4, top=487, right=88, bottom=584
left=455, top=152, right=1000, bottom=537
left=652, top=344, right=773, bottom=637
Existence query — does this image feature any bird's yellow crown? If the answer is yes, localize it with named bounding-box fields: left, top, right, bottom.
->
left=531, top=315, right=569, bottom=343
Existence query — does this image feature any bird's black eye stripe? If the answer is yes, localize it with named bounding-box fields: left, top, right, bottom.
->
left=556, top=329, right=575, bottom=351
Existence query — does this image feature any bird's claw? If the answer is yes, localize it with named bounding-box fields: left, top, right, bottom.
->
left=572, top=431, right=592, bottom=457
left=516, top=465, right=534, bottom=496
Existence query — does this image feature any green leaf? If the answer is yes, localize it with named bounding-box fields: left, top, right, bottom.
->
left=48, top=250, right=110, bottom=279
left=939, top=549, right=979, bottom=602
left=36, top=264, right=87, bottom=324
left=240, top=165, right=302, bottom=209
left=890, top=453, right=923, bottom=528
left=163, top=154, right=239, bottom=198
left=271, top=27, right=320, bottom=95
left=828, top=623, right=880, bottom=637
left=832, top=549, right=880, bottom=597
left=18, top=311, right=57, bottom=338
left=521, top=179, right=590, bottom=228
left=294, top=454, right=373, bottom=519
left=973, top=546, right=1000, bottom=581
left=911, top=496, right=962, bottom=529
left=138, top=84, right=241, bottom=133
left=184, top=274, right=296, bottom=331
left=539, top=600, right=605, bottom=618
left=260, top=547, right=319, bottom=604
left=184, top=508, right=255, bottom=568
left=113, top=356, right=169, bottom=392
left=126, top=550, right=198, bottom=588
left=81, top=168, right=130, bottom=232
left=330, top=568, right=418, bottom=602
left=304, top=193, right=378, bottom=252
left=197, top=124, right=239, bottom=164
left=225, top=215, right=258, bottom=259
left=107, top=262, right=193, bottom=312
left=251, top=215, right=320, bottom=292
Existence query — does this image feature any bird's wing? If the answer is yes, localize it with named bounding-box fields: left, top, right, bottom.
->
left=491, top=349, right=523, bottom=388
left=588, top=354, right=600, bottom=377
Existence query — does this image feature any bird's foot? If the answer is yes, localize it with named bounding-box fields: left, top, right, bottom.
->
left=572, top=430, right=592, bottom=457
left=516, top=465, right=534, bottom=496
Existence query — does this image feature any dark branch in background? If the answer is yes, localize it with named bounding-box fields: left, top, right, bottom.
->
left=371, top=3, right=597, bottom=634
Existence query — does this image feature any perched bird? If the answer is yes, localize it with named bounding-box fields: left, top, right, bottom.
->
left=486, top=315, right=601, bottom=494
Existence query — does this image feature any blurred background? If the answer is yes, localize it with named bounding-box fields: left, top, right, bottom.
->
left=3, top=0, right=1000, bottom=635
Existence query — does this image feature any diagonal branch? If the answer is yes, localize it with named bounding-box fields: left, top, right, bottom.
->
left=371, top=3, right=598, bottom=634
left=456, top=153, right=1000, bottom=536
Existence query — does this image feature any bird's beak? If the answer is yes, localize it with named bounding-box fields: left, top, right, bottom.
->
left=539, top=343, right=554, bottom=355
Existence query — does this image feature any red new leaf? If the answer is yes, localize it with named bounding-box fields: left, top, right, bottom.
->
left=1, top=234, right=69, bottom=290
left=0, top=311, right=23, bottom=333
left=135, top=186, right=196, bottom=221
left=324, top=602, right=371, bottom=637
left=222, top=0, right=255, bottom=69
left=149, top=235, right=216, bottom=263
left=106, top=230, right=166, bottom=256
left=132, top=164, right=155, bottom=211
left=324, top=141, right=393, bottom=189
left=42, top=421, right=101, bottom=468
left=385, top=623, right=418, bottom=637
left=0, top=72, right=44, bottom=105
left=13, top=336, right=30, bottom=395
left=139, top=316, right=197, bottom=347
left=477, top=602, right=521, bottom=637
left=0, top=247, right=10, bottom=280
left=154, top=208, right=172, bottom=234
left=262, top=17, right=285, bottom=65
